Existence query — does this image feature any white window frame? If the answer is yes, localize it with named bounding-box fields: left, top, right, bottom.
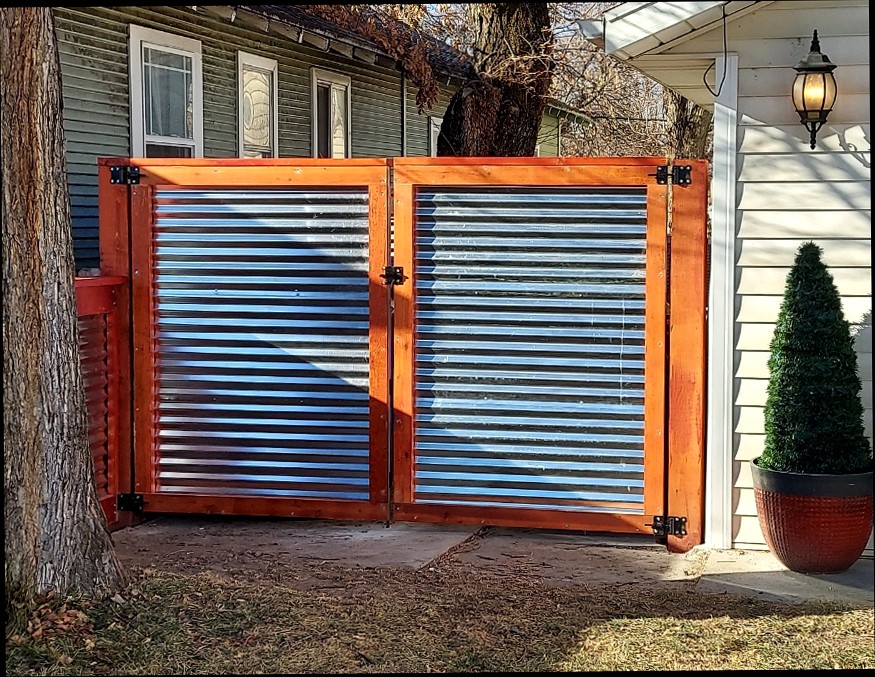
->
left=129, top=25, right=203, bottom=157
left=310, top=68, right=352, bottom=159
left=429, top=116, right=443, bottom=156
left=237, top=51, right=279, bottom=158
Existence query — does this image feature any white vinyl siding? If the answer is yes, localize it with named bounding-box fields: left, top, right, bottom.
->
left=655, top=1, right=871, bottom=552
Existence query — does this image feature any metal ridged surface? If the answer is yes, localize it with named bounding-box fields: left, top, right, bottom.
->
left=414, top=188, right=647, bottom=513
left=79, top=313, right=110, bottom=500
left=153, top=189, right=371, bottom=500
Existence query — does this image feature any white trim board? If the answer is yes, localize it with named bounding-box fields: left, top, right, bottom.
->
left=705, top=52, right=738, bottom=550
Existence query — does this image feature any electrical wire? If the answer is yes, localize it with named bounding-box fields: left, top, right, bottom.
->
left=702, top=4, right=729, bottom=97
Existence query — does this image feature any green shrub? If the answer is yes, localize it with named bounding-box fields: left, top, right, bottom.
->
left=759, top=242, right=872, bottom=474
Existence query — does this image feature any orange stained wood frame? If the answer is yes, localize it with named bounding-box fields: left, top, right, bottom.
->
left=666, top=160, right=709, bottom=553
left=113, top=159, right=392, bottom=519
left=74, top=275, right=126, bottom=528
left=390, top=158, right=706, bottom=545
left=98, top=165, right=135, bottom=531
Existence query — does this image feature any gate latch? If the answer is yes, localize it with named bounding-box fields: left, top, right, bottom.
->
left=109, top=165, right=141, bottom=185
left=646, top=515, right=687, bottom=540
left=653, top=165, right=692, bottom=186
left=117, top=493, right=145, bottom=512
left=380, top=266, right=406, bottom=286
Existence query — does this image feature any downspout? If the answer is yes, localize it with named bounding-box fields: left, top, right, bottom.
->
left=401, top=70, right=408, bottom=156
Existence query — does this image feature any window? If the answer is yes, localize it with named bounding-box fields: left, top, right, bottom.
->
left=129, top=25, right=203, bottom=157
left=429, top=116, right=443, bottom=156
left=311, top=68, right=351, bottom=158
left=238, top=52, right=278, bottom=158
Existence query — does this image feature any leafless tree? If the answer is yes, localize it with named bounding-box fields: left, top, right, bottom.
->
left=2, top=6, right=125, bottom=618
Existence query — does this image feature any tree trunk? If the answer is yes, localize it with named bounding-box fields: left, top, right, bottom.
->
left=2, top=7, right=124, bottom=611
left=664, top=89, right=713, bottom=160
left=438, top=3, right=553, bottom=156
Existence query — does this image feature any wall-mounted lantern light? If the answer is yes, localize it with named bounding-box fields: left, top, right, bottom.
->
left=792, top=30, right=837, bottom=150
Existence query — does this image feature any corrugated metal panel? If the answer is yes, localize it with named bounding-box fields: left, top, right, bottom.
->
left=152, top=188, right=371, bottom=500
left=54, top=7, right=130, bottom=269
left=79, top=313, right=111, bottom=500
left=413, top=187, right=648, bottom=513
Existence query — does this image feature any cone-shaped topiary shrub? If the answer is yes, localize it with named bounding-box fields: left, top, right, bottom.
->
left=758, top=242, right=873, bottom=474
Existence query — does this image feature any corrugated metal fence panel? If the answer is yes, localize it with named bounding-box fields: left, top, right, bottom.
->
left=79, top=313, right=111, bottom=501
left=414, top=187, right=648, bottom=513
left=152, top=188, right=372, bottom=500
left=55, top=7, right=130, bottom=269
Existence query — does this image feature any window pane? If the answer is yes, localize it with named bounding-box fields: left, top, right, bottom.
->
left=143, top=46, right=192, bottom=140
left=331, top=86, right=347, bottom=158
left=146, top=143, right=193, bottom=158
left=316, top=83, right=331, bottom=158
left=243, top=147, right=271, bottom=158
left=242, top=67, right=272, bottom=151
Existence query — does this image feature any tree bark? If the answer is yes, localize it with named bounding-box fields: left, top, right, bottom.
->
left=2, top=7, right=124, bottom=611
left=438, top=3, right=553, bottom=156
left=664, top=89, right=713, bottom=160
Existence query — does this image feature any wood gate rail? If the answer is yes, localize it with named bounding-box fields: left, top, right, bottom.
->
left=97, top=157, right=707, bottom=552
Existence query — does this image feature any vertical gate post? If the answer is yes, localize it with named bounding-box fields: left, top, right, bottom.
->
left=97, top=160, right=134, bottom=528
left=666, top=159, right=709, bottom=552
left=391, top=180, right=416, bottom=506
left=368, top=177, right=391, bottom=508
left=129, top=183, right=158, bottom=497
left=643, top=183, right=669, bottom=520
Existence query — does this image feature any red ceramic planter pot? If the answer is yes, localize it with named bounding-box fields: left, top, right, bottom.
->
left=751, top=459, right=874, bottom=574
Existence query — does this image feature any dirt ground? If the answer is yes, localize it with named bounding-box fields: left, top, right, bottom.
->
left=112, top=515, right=709, bottom=590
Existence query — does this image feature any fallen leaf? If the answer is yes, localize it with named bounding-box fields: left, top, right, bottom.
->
left=111, top=594, right=126, bottom=604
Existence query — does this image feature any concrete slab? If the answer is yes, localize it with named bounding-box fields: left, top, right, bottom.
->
left=450, top=527, right=710, bottom=586
left=113, top=516, right=477, bottom=572
left=111, top=517, right=873, bottom=607
left=696, top=548, right=875, bottom=605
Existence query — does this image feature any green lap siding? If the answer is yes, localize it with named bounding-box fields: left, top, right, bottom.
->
left=53, top=5, right=405, bottom=268
left=54, top=5, right=565, bottom=268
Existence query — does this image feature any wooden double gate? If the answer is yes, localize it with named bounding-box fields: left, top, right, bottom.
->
left=97, top=157, right=707, bottom=552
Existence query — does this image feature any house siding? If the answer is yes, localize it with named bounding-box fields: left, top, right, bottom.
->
left=537, top=113, right=561, bottom=156
left=57, top=5, right=569, bottom=268
left=54, top=5, right=406, bottom=268
left=659, top=0, right=871, bottom=552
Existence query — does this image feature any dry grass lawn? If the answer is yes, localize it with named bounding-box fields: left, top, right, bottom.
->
left=6, top=552, right=874, bottom=674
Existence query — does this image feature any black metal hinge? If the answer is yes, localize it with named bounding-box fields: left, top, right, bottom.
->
left=654, top=165, right=692, bottom=186
left=380, top=265, right=406, bottom=286
left=116, top=493, right=145, bottom=512
left=646, top=515, right=687, bottom=540
left=109, top=165, right=141, bottom=185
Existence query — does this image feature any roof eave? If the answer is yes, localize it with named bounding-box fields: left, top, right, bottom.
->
left=584, top=1, right=769, bottom=61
